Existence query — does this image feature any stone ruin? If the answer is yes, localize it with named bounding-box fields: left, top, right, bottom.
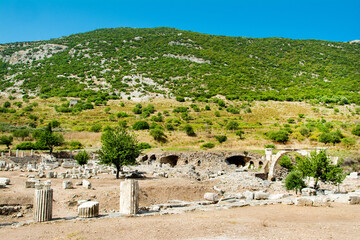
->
left=0, top=148, right=359, bottom=225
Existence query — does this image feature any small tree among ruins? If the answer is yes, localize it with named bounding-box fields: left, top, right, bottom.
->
left=36, top=123, right=64, bottom=155
left=75, top=150, right=89, bottom=166
left=295, top=150, right=345, bottom=189
left=98, top=127, right=140, bottom=179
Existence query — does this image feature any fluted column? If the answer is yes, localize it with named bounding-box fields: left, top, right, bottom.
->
left=34, top=181, right=53, bottom=222
left=119, top=179, right=139, bottom=215
left=78, top=201, right=99, bottom=218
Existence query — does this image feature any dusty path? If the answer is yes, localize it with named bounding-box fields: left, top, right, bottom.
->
left=1, top=204, right=359, bottom=240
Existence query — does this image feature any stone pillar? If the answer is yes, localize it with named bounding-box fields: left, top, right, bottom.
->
left=31, top=149, right=33, bottom=156
left=34, top=181, right=53, bottom=222
left=8, top=150, right=11, bottom=157
left=265, top=148, right=273, bottom=161
left=1, top=152, right=3, bottom=157
left=120, top=179, right=139, bottom=215
left=16, top=150, right=19, bottom=157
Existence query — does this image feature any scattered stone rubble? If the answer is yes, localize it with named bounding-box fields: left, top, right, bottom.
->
left=0, top=150, right=359, bottom=227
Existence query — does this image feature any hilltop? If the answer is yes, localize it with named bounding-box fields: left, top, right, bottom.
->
left=0, top=27, right=359, bottom=103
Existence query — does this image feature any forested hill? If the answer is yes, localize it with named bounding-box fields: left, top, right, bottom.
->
left=0, top=27, right=359, bottom=104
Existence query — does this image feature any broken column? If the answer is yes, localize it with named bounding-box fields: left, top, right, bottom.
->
left=120, top=179, right=139, bottom=215
left=78, top=201, right=99, bottom=218
left=34, top=181, right=53, bottom=222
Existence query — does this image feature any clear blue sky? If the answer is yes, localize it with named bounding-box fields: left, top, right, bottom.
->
left=0, top=0, right=359, bottom=43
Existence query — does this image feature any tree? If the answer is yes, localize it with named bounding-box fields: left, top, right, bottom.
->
left=0, top=135, right=13, bottom=149
left=13, top=129, right=30, bottom=140
left=235, top=129, right=245, bottom=139
left=285, top=171, right=307, bottom=194
left=98, top=127, right=141, bottom=179
left=75, top=150, right=89, bottom=166
left=37, top=124, right=64, bottom=154
left=296, top=150, right=345, bottom=189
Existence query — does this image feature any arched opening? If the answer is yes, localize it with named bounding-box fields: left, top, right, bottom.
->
left=141, top=155, right=148, bottom=161
left=184, top=160, right=188, bottom=164
left=149, top=154, right=156, bottom=161
left=249, top=161, right=255, bottom=169
left=197, top=160, right=201, bottom=166
left=159, top=155, right=179, bottom=167
left=225, top=155, right=248, bottom=167
left=259, top=161, right=263, bottom=167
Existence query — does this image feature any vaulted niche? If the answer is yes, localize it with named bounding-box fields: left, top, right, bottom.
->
left=225, top=155, right=250, bottom=167
left=159, top=155, right=179, bottom=167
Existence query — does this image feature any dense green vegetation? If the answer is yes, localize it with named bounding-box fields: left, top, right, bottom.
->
left=0, top=27, right=359, bottom=103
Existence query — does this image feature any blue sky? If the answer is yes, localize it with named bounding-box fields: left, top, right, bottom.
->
left=0, top=0, right=359, bottom=43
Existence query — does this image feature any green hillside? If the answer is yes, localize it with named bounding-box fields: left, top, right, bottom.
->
left=0, top=27, right=359, bottom=103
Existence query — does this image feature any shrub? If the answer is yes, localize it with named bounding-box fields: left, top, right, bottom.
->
left=181, top=112, right=190, bottom=121
left=132, top=121, right=150, bottom=130
left=287, top=118, right=295, bottom=124
left=137, top=142, right=152, bottom=150
left=226, top=107, right=240, bottom=114
left=319, top=130, right=343, bottom=144
left=104, top=107, right=111, bottom=113
left=3, top=101, right=10, bottom=108
left=176, top=96, right=185, bottom=102
left=341, top=137, right=356, bottom=149
left=205, top=105, right=211, bottom=111
left=173, top=106, right=188, bottom=113
left=132, top=107, right=142, bottom=114
left=151, top=113, right=163, bottom=122
left=116, top=112, right=129, bottom=118
left=184, top=124, right=195, bottom=136
left=265, top=144, right=276, bottom=149
left=214, top=111, right=220, bottom=117
left=352, top=124, right=360, bottom=136
left=268, top=130, right=289, bottom=143
left=150, top=128, right=167, bottom=142
left=166, top=124, right=174, bottom=131
left=299, top=127, right=310, bottom=137
left=201, top=142, right=215, bottom=149
left=214, top=135, right=227, bottom=143
left=143, top=104, right=155, bottom=114
left=68, top=141, right=83, bottom=149
left=226, top=121, right=239, bottom=130
left=279, top=156, right=294, bottom=171
left=118, top=120, right=127, bottom=128
left=285, top=171, right=307, bottom=194
left=90, top=124, right=102, bottom=132
left=75, top=150, right=89, bottom=166
left=16, top=142, right=36, bottom=150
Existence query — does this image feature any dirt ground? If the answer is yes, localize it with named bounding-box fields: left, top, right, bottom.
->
left=1, top=171, right=360, bottom=240
left=0, top=204, right=359, bottom=240
left=0, top=170, right=215, bottom=223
